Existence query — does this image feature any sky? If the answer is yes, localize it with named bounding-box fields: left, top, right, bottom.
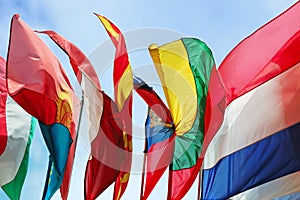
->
left=0, top=0, right=299, bottom=200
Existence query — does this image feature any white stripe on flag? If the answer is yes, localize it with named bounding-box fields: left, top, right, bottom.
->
left=204, top=63, right=300, bottom=169
left=81, top=73, right=103, bottom=143
left=0, top=97, right=31, bottom=185
left=231, top=171, right=300, bottom=199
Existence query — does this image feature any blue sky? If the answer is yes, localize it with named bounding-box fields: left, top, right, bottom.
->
left=0, top=0, right=298, bottom=199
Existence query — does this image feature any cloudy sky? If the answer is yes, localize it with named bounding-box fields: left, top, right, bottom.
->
left=0, top=0, right=298, bottom=199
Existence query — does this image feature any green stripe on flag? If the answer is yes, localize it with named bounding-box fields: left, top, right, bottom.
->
left=2, top=117, right=37, bottom=200
left=171, top=38, right=215, bottom=170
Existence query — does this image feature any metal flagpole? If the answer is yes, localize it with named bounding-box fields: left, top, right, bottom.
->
left=64, top=94, right=85, bottom=199
left=140, top=142, right=147, bottom=200
left=140, top=107, right=150, bottom=200
left=72, top=96, right=85, bottom=175
left=74, top=95, right=85, bottom=156
left=197, top=163, right=203, bottom=200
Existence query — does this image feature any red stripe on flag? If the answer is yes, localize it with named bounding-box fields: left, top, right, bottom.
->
left=95, top=14, right=133, bottom=199
left=219, top=2, right=300, bottom=105
left=133, top=78, right=175, bottom=199
left=134, top=84, right=172, bottom=124
left=37, top=30, right=101, bottom=90
left=95, top=14, right=132, bottom=109
left=114, top=49, right=130, bottom=87
left=6, top=14, right=80, bottom=199
left=167, top=68, right=226, bottom=200
left=0, top=57, right=8, bottom=156
left=85, top=92, right=124, bottom=200
left=168, top=158, right=204, bottom=200
left=113, top=95, right=132, bottom=200
left=94, top=14, right=122, bottom=47
left=143, top=134, right=175, bottom=200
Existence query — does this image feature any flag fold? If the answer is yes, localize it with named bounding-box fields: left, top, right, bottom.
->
left=133, top=76, right=175, bottom=200
left=6, top=14, right=80, bottom=200
left=39, top=29, right=126, bottom=200
left=202, top=2, right=300, bottom=199
left=95, top=13, right=133, bottom=200
left=0, top=56, right=37, bottom=200
left=149, top=38, right=216, bottom=200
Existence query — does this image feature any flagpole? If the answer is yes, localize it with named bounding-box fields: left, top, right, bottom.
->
left=140, top=106, right=150, bottom=200
left=140, top=142, right=147, bottom=200
left=63, top=95, right=85, bottom=200
left=197, top=164, right=203, bottom=200
left=74, top=95, right=85, bottom=152
left=167, top=165, right=172, bottom=200
left=197, top=171, right=201, bottom=200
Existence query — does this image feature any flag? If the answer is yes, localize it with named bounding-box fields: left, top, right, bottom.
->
left=37, top=30, right=103, bottom=199
left=1, top=98, right=36, bottom=200
left=149, top=38, right=216, bottom=200
left=95, top=14, right=133, bottom=200
left=36, top=30, right=101, bottom=90
left=0, top=56, right=7, bottom=157
left=274, top=191, right=300, bottom=200
left=133, top=76, right=172, bottom=125
left=133, top=76, right=175, bottom=199
left=95, top=13, right=133, bottom=111
left=202, top=2, right=300, bottom=199
left=84, top=92, right=124, bottom=200
left=6, top=14, right=80, bottom=200
left=39, top=30, right=125, bottom=200
left=0, top=56, right=37, bottom=200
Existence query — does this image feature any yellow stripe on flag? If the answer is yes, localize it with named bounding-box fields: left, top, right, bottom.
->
left=56, top=88, right=73, bottom=129
left=115, top=64, right=133, bottom=110
left=97, top=15, right=120, bottom=42
left=149, top=41, right=197, bottom=136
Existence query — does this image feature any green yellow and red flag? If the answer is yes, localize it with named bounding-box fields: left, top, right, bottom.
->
left=149, top=38, right=217, bottom=200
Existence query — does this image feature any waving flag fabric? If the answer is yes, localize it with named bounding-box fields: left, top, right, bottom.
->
left=95, top=13, right=133, bottom=111
left=149, top=38, right=216, bottom=200
left=39, top=30, right=125, bottom=200
left=0, top=57, right=7, bottom=157
left=202, top=2, right=300, bottom=199
left=275, top=192, right=300, bottom=200
left=95, top=14, right=133, bottom=200
left=37, top=30, right=103, bottom=147
left=37, top=30, right=104, bottom=200
left=143, top=109, right=174, bottom=199
left=36, top=30, right=101, bottom=90
left=231, top=172, right=300, bottom=200
left=133, top=76, right=175, bottom=199
left=0, top=57, right=37, bottom=200
left=1, top=98, right=36, bottom=200
left=133, top=76, right=172, bottom=124
left=6, top=14, right=80, bottom=200
left=84, top=92, right=124, bottom=200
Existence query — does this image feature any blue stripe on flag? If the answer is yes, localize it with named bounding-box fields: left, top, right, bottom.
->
left=202, top=122, right=300, bottom=200
left=145, top=115, right=173, bottom=152
left=39, top=122, right=72, bottom=200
